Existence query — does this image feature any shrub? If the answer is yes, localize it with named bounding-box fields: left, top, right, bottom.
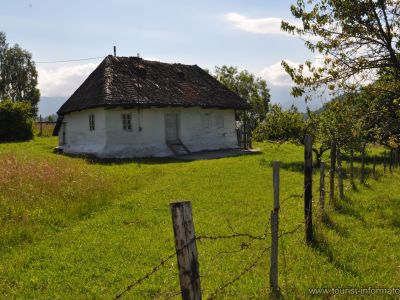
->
left=0, top=99, right=33, bottom=142
left=253, top=104, right=305, bottom=142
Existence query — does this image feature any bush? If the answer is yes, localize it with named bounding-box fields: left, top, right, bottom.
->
left=0, top=99, right=33, bottom=142
left=253, top=104, right=305, bottom=142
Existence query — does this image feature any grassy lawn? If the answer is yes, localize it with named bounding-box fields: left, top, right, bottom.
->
left=0, top=137, right=399, bottom=299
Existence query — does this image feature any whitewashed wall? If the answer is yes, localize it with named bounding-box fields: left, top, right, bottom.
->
left=179, top=107, right=238, bottom=152
left=60, top=106, right=238, bottom=158
left=60, top=107, right=106, bottom=155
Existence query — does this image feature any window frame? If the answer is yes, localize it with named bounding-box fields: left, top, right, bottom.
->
left=122, top=113, right=132, bottom=131
left=89, top=114, right=95, bottom=131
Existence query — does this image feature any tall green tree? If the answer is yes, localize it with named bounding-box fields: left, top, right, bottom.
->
left=253, top=104, right=305, bottom=142
left=214, top=66, right=271, bottom=129
left=0, top=32, right=40, bottom=116
left=281, top=0, right=400, bottom=99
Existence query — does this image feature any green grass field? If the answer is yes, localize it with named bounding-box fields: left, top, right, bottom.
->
left=0, top=137, right=399, bottom=299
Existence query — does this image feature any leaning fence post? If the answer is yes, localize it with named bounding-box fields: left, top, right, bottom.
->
left=337, top=146, right=344, bottom=200
left=319, top=162, right=325, bottom=214
left=329, top=141, right=336, bottom=205
left=304, top=135, right=313, bottom=243
left=270, top=161, right=279, bottom=294
left=170, top=201, right=201, bottom=300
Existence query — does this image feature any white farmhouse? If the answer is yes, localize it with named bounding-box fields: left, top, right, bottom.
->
left=53, top=55, right=250, bottom=158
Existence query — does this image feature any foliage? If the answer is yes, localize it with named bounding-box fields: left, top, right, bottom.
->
left=0, top=138, right=400, bottom=298
left=0, top=32, right=40, bottom=116
left=214, top=65, right=271, bottom=128
left=281, top=0, right=400, bottom=99
left=306, top=95, right=368, bottom=154
left=253, top=98, right=369, bottom=163
left=253, top=104, right=305, bottom=142
left=358, top=71, right=400, bottom=148
left=0, top=99, right=33, bottom=142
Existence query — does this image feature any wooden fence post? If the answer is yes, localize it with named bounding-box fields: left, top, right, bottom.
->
left=39, top=115, right=43, bottom=136
left=270, top=161, right=279, bottom=294
left=384, top=151, right=387, bottom=174
left=350, top=148, right=354, bottom=184
left=320, top=162, right=325, bottom=213
left=329, top=141, right=336, bottom=204
left=360, top=146, right=366, bottom=184
left=170, top=201, right=201, bottom=300
left=304, top=135, right=313, bottom=243
left=337, top=146, right=344, bottom=200
left=373, top=155, right=377, bottom=178
left=390, top=149, right=394, bottom=173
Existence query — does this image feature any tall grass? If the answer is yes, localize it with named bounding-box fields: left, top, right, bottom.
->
left=33, top=123, right=56, bottom=137
left=0, top=151, right=119, bottom=251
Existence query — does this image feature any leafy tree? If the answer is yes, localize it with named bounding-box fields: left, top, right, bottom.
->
left=0, top=32, right=40, bottom=116
left=281, top=0, right=400, bottom=99
left=306, top=96, right=368, bottom=163
left=354, top=72, right=400, bottom=148
left=45, top=114, right=57, bottom=122
left=0, top=99, right=33, bottom=142
left=253, top=98, right=369, bottom=164
left=215, top=66, right=271, bottom=129
left=253, top=104, right=305, bottom=142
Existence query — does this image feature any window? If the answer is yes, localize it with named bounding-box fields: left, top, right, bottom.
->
left=89, top=114, right=95, bottom=131
left=122, top=113, right=132, bottom=131
left=216, top=115, right=224, bottom=128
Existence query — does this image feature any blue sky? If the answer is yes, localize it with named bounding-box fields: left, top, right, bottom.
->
left=1, top=0, right=326, bottom=115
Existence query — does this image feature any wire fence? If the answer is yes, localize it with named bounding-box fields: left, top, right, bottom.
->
left=114, top=137, right=398, bottom=299
left=114, top=189, right=305, bottom=300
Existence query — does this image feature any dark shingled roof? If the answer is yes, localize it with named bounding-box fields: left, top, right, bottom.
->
left=57, top=55, right=250, bottom=115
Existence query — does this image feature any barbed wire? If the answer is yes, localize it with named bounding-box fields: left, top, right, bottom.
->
left=280, top=192, right=304, bottom=206
left=114, top=249, right=177, bottom=299
left=206, top=223, right=303, bottom=299
left=207, top=245, right=271, bottom=300
left=115, top=193, right=305, bottom=299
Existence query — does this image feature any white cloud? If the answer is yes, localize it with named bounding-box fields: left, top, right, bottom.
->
left=260, top=60, right=299, bottom=87
left=260, top=56, right=325, bottom=87
left=37, top=63, right=97, bottom=97
left=224, top=12, right=295, bottom=35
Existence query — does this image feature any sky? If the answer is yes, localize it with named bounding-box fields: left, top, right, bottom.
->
left=0, top=0, right=328, bottom=116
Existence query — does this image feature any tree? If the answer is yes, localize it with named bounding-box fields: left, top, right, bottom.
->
left=306, top=95, right=368, bottom=163
left=215, top=66, right=271, bottom=129
left=253, top=104, right=305, bottom=142
left=354, top=72, right=400, bottom=148
left=0, top=99, right=33, bottom=142
left=0, top=32, right=40, bottom=115
left=281, top=0, right=400, bottom=99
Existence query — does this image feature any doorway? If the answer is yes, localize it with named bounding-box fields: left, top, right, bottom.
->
left=165, top=113, right=179, bottom=142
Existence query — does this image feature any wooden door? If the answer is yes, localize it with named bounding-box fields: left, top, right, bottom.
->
left=165, top=113, right=179, bottom=142
left=61, top=122, right=67, bottom=145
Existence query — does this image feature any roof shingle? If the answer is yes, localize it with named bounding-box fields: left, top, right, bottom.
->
left=57, top=55, right=250, bottom=114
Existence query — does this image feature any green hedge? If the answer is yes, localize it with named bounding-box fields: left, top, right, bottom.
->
left=0, top=99, right=33, bottom=142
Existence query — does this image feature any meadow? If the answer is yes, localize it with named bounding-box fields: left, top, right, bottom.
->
left=0, top=137, right=399, bottom=299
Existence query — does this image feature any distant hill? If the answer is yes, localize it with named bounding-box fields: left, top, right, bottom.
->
left=38, top=96, right=66, bottom=117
